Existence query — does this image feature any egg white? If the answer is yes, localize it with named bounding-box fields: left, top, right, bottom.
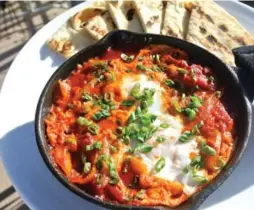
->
left=122, top=74, right=203, bottom=195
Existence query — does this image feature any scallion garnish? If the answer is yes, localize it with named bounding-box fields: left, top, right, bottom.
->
left=120, top=53, right=135, bottom=63
left=156, top=136, right=166, bottom=143
left=121, top=99, right=135, bottom=106
left=155, top=157, right=166, bottom=173
left=160, top=123, right=169, bottom=129
left=136, top=63, right=146, bottom=71
left=76, top=116, right=99, bottom=135
left=83, top=162, right=92, bottom=174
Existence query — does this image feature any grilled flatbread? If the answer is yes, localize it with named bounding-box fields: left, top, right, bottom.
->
left=47, top=23, right=95, bottom=58
left=161, top=0, right=190, bottom=39
left=83, top=11, right=116, bottom=40
left=133, top=0, right=163, bottom=34
left=186, top=0, right=254, bottom=65
left=107, top=0, right=143, bottom=32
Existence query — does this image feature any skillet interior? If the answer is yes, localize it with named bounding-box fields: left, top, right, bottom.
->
left=35, top=30, right=252, bottom=210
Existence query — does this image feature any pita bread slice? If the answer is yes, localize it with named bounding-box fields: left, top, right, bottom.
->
left=161, top=0, right=190, bottom=39
left=83, top=11, right=116, bottom=40
left=186, top=1, right=254, bottom=65
left=47, top=23, right=95, bottom=58
left=133, top=0, right=163, bottom=34
left=107, top=0, right=143, bottom=32
left=71, top=0, right=107, bottom=31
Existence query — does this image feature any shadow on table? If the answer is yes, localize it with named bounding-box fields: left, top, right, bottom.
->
left=0, top=119, right=254, bottom=209
left=0, top=122, right=99, bottom=210
left=39, top=43, right=65, bottom=68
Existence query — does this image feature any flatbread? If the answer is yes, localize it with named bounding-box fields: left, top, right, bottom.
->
left=133, top=0, right=163, bottom=34
left=186, top=0, right=254, bottom=65
left=83, top=11, right=116, bottom=40
left=107, top=0, right=143, bottom=32
left=47, top=23, right=95, bottom=58
left=71, top=0, right=107, bottom=31
left=161, top=0, right=190, bottom=39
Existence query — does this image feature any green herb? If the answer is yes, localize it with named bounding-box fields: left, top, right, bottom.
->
left=125, top=69, right=132, bottom=73
left=86, top=141, right=102, bottom=151
left=151, top=54, right=160, bottom=63
left=179, top=131, right=193, bottom=143
left=214, top=157, right=226, bottom=170
left=190, top=155, right=205, bottom=169
left=110, top=145, right=117, bottom=153
left=209, top=76, right=214, bottom=82
left=133, top=144, right=153, bottom=154
left=92, top=109, right=111, bottom=121
left=96, top=155, right=110, bottom=170
left=130, top=83, right=142, bottom=99
left=192, top=174, right=208, bottom=183
left=103, top=92, right=114, bottom=103
left=155, top=157, right=166, bottom=173
left=140, top=113, right=157, bottom=126
left=181, top=93, right=186, bottom=99
left=215, top=91, right=221, bottom=98
left=121, top=100, right=135, bottom=106
left=164, top=79, right=175, bottom=87
left=184, top=108, right=196, bottom=120
left=76, top=116, right=99, bottom=135
left=96, top=173, right=102, bottom=185
left=134, top=189, right=145, bottom=200
left=182, top=166, right=189, bottom=174
left=92, top=62, right=108, bottom=70
left=136, top=63, right=146, bottom=71
left=160, top=123, right=169, bottom=129
left=188, top=95, right=203, bottom=109
left=121, top=53, right=135, bottom=63
left=151, top=66, right=163, bottom=72
left=201, top=145, right=216, bottom=156
left=178, top=68, right=187, bottom=74
left=172, top=100, right=182, bottom=113
left=82, top=93, right=92, bottom=101
left=83, top=162, right=91, bottom=174
left=109, top=160, right=119, bottom=184
left=156, top=136, right=166, bottom=143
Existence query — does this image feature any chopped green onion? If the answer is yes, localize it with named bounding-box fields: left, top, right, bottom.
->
left=83, top=162, right=91, bottom=174
left=181, top=93, right=186, bottom=99
left=155, top=157, right=166, bottom=173
left=190, top=155, right=204, bottom=169
left=215, top=91, right=221, bottom=98
left=96, top=173, right=102, bottom=185
left=151, top=66, right=163, bottom=72
left=201, top=145, right=216, bottom=156
left=110, top=145, right=118, bottom=153
left=109, top=161, right=119, bottom=184
left=86, top=142, right=102, bottom=151
left=125, top=69, right=132, bottom=73
left=179, top=131, right=193, bottom=143
left=214, top=157, right=226, bottom=170
left=134, top=144, right=153, bottom=154
left=130, top=83, right=142, bottom=99
left=177, top=68, right=187, bottom=74
left=103, top=92, right=113, bottom=103
left=184, top=108, right=196, bottom=120
left=209, top=76, right=214, bottom=82
left=136, top=63, right=147, bottom=71
left=156, top=136, right=166, bottom=143
left=82, top=93, right=92, bottom=101
left=192, top=174, right=208, bottom=183
left=152, top=54, right=160, bottom=63
left=121, top=100, right=135, bottom=106
left=92, top=109, right=111, bottom=121
left=189, top=95, right=203, bottom=109
left=172, top=100, right=182, bottom=113
left=134, top=189, right=145, bottom=200
left=76, top=116, right=99, bottom=135
left=164, top=79, right=175, bottom=87
left=121, top=53, right=135, bottom=63
left=160, top=123, right=169, bottom=129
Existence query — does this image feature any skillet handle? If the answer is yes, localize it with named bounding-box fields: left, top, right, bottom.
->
left=231, top=45, right=254, bottom=103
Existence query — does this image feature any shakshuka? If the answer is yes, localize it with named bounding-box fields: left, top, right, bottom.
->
left=45, top=45, right=234, bottom=207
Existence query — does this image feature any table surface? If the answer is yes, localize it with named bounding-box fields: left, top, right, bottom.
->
left=0, top=1, right=254, bottom=210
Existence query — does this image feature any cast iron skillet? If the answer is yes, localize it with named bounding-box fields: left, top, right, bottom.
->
left=35, top=30, right=254, bottom=210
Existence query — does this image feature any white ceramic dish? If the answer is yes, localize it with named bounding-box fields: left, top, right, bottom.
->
left=0, top=1, right=254, bottom=210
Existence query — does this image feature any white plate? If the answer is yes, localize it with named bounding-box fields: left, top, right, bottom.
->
left=0, top=1, right=254, bottom=210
